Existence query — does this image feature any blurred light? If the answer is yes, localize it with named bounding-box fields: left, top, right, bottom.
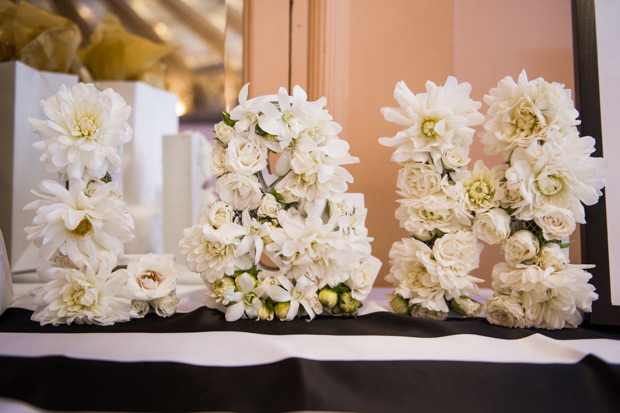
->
left=176, top=101, right=188, bottom=117
left=154, top=22, right=168, bottom=36
left=76, top=3, right=93, bottom=21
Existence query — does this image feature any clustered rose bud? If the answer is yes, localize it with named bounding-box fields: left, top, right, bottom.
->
left=274, top=301, right=290, bottom=321
left=318, top=287, right=338, bottom=309
left=389, top=294, right=410, bottom=315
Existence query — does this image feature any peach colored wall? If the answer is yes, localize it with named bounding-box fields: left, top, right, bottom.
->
left=346, top=0, right=456, bottom=286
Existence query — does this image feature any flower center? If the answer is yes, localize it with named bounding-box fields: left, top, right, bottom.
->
left=514, top=106, right=539, bottom=133
left=536, top=175, right=563, bottom=195
left=422, top=119, right=437, bottom=137
left=72, top=218, right=93, bottom=238
left=291, top=289, right=304, bottom=301
left=468, top=180, right=491, bottom=202
left=140, top=271, right=162, bottom=289
left=73, top=116, right=99, bottom=139
left=282, top=110, right=295, bottom=122
left=249, top=224, right=262, bottom=236
left=243, top=291, right=257, bottom=306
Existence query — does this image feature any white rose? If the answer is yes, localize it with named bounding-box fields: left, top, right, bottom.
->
left=472, top=208, right=511, bottom=245
left=130, top=299, right=150, bottom=318
left=345, top=256, right=381, bottom=300
left=536, top=243, right=569, bottom=271
left=410, top=304, right=448, bottom=320
left=151, top=292, right=179, bottom=317
left=433, top=230, right=482, bottom=276
left=215, top=173, right=262, bottom=210
left=207, top=201, right=235, bottom=228
left=257, top=193, right=282, bottom=219
left=211, top=142, right=229, bottom=176
left=534, top=206, right=576, bottom=241
left=214, top=121, right=234, bottom=144
left=396, top=162, right=443, bottom=198
left=484, top=295, right=526, bottom=328
left=453, top=296, right=483, bottom=317
left=225, top=137, right=267, bottom=175
left=126, top=254, right=178, bottom=301
left=441, top=146, right=471, bottom=170
left=411, top=228, right=436, bottom=242
left=502, top=230, right=539, bottom=266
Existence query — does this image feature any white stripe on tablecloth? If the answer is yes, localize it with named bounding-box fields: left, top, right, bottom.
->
left=1, top=331, right=618, bottom=366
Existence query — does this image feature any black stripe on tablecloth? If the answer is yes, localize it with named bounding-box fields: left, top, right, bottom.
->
left=2, top=307, right=620, bottom=340
left=1, top=354, right=619, bottom=413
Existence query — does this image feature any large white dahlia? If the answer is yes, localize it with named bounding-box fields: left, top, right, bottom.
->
left=29, top=83, right=132, bottom=180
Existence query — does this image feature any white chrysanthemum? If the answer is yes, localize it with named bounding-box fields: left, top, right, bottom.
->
left=482, top=70, right=579, bottom=159
left=379, top=77, right=483, bottom=170
left=452, top=160, right=505, bottom=214
left=124, top=253, right=177, bottom=301
left=178, top=222, right=250, bottom=283
left=29, top=83, right=132, bottom=180
left=31, top=263, right=132, bottom=326
left=506, top=135, right=606, bottom=222
left=25, top=179, right=134, bottom=269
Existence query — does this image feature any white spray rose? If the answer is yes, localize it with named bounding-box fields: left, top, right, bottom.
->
left=503, top=230, right=540, bottom=266
left=207, top=201, right=235, bottom=228
left=441, top=147, right=471, bottom=170
left=211, top=142, right=229, bottom=176
left=130, top=300, right=150, bottom=318
left=225, top=137, right=268, bottom=175
left=214, top=121, right=235, bottom=144
left=345, top=256, right=381, bottom=300
left=485, top=295, right=526, bottom=328
left=257, top=193, right=282, bottom=219
left=534, top=206, right=576, bottom=241
left=536, top=243, right=569, bottom=271
left=151, top=292, right=179, bottom=317
left=472, top=208, right=511, bottom=245
left=126, top=254, right=177, bottom=301
left=215, top=173, right=262, bottom=211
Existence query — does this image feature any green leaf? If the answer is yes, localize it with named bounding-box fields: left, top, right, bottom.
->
left=448, top=298, right=465, bottom=314
left=233, top=264, right=259, bottom=277
left=558, top=241, right=574, bottom=248
left=270, top=190, right=285, bottom=202
left=101, top=173, right=112, bottom=183
left=221, top=111, right=236, bottom=126
left=332, top=284, right=351, bottom=294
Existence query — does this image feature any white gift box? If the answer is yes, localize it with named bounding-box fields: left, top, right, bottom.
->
left=162, top=131, right=210, bottom=256
left=96, top=81, right=179, bottom=254
left=0, top=61, right=78, bottom=273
